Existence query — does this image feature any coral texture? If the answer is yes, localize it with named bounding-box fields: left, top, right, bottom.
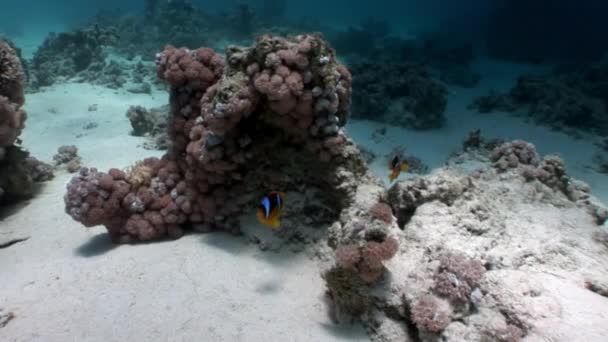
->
left=368, top=202, right=393, bottom=224
left=65, top=34, right=359, bottom=243
left=411, top=294, right=452, bottom=334
left=0, top=40, right=26, bottom=146
left=334, top=235, right=399, bottom=283
left=0, top=39, right=53, bottom=203
left=433, top=252, right=486, bottom=304
left=490, top=140, right=540, bottom=171
left=53, top=145, right=82, bottom=173
left=126, top=105, right=169, bottom=137
left=387, top=171, right=468, bottom=227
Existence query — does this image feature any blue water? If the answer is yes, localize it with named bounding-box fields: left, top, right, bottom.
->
left=2, top=1, right=607, bottom=62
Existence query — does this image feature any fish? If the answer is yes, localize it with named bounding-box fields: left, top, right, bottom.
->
left=388, top=155, right=409, bottom=182
left=257, top=191, right=285, bottom=228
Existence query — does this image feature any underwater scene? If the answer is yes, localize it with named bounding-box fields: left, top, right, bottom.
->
left=1, top=0, right=608, bottom=341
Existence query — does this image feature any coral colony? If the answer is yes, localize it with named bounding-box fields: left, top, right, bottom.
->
left=64, top=34, right=355, bottom=243
left=1, top=40, right=53, bottom=203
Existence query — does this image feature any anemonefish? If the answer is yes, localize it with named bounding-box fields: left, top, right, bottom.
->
left=388, top=155, right=409, bottom=182
left=257, top=191, right=285, bottom=228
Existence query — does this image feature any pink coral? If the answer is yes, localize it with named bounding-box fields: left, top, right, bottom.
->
left=65, top=34, right=355, bottom=242
left=156, top=45, right=225, bottom=90
left=334, top=236, right=399, bottom=283
left=411, top=294, right=452, bottom=333
left=369, top=202, right=393, bottom=224
left=433, top=252, right=486, bottom=304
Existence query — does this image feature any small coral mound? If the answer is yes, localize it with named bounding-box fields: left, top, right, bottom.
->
left=433, top=252, right=486, bottom=304
left=334, top=235, right=398, bottom=283
left=126, top=105, right=170, bottom=150
left=411, top=294, right=452, bottom=334
left=388, top=172, right=468, bottom=227
left=490, top=140, right=540, bottom=171
left=53, top=145, right=82, bottom=173
left=368, top=202, right=393, bottom=224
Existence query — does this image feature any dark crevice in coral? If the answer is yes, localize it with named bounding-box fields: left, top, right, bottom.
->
left=394, top=208, right=417, bottom=229
left=585, top=280, right=608, bottom=298
left=401, top=298, right=423, bottom=342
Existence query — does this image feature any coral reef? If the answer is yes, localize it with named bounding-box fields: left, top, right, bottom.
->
left=89, top=1, right=301, bottom=64
left=29, top=25, right=117, bottom=88
left=489, top=140, right=540, bottom=171
left=330, top=21, right=480, bottom=88
left=488, top=140, right=608, bottom=213
left=469, top=63, right=608, bottom=136
left=350, top=60, right=447, bottom=129
left=0, top=40, right=53, bottom=204
left=326, top=139, right=608, bottom=341
left=64, top=34, right=360, bottom=243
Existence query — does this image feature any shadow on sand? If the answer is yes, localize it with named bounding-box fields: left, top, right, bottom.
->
left=0, top=200, right=31, bottom=221
left=75, top=233, right=117, bottom=257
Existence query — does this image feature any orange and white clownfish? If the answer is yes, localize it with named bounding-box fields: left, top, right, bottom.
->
left=257, top=191, right=285, bottom=228
left=388, top=155, right=410, bottom=182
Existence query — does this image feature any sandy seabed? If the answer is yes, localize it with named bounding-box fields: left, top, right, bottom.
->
left=1, top=59, right=607, bottom=341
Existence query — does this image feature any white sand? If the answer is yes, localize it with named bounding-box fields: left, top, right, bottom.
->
left=1, top=58, right=608, bottom=341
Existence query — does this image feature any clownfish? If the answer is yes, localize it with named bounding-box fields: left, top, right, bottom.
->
left=388, top=155, right=409, bottom=182
left=257, top=191, right=285, bottom=228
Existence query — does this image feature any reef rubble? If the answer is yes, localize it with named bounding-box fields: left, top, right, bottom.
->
left=322, top=138, right=608, bottom=341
